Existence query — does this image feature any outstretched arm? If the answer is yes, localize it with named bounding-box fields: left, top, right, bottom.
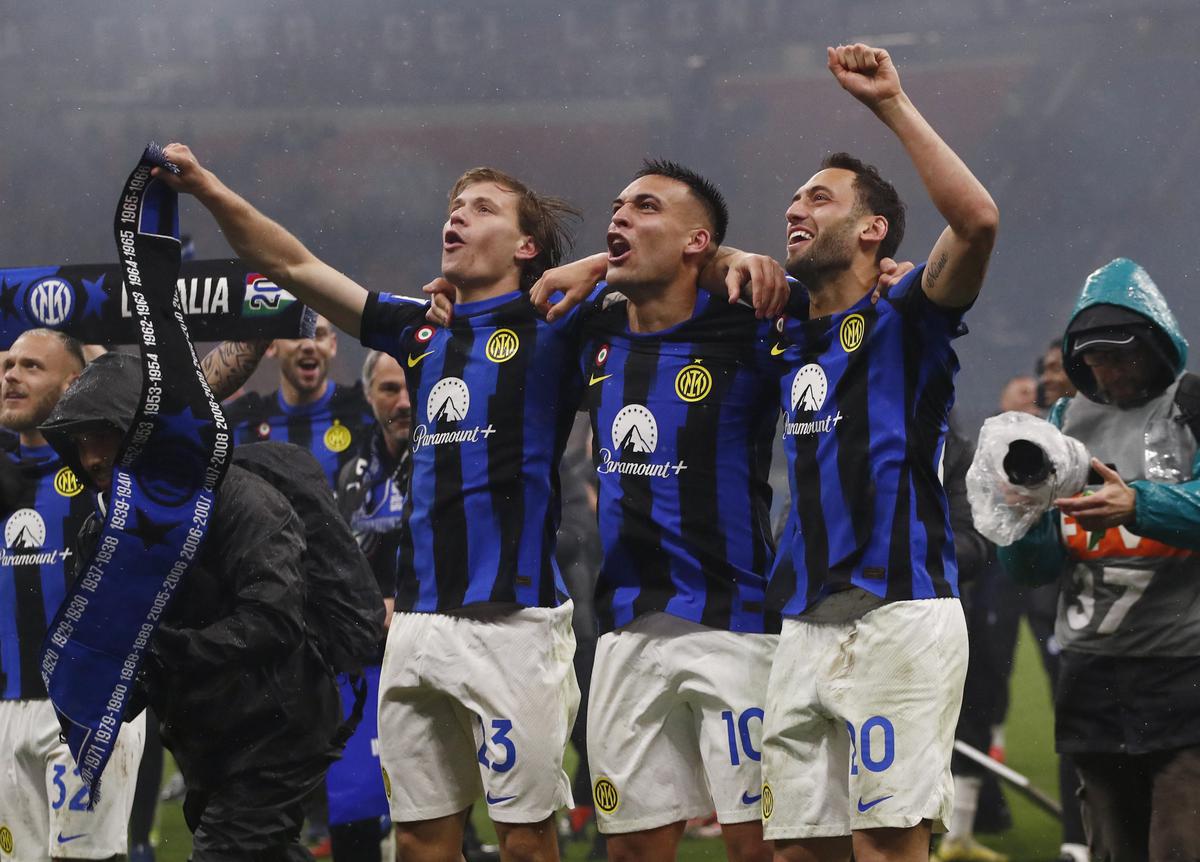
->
left=152, top=143, right=369, bottom=338
left=828, top=43, right=998, bottom=309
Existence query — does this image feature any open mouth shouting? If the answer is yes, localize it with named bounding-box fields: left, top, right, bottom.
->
left=443, top=229, right=465, bottom=253
left=607, top=232, right=632, bottom=265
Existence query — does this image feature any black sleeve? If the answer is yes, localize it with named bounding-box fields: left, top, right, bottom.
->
left=944, top=428, right=990, bottom=583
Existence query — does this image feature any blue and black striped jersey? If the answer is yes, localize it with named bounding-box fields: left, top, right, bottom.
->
left=0, top=445, right=93, bottom=699
left=361, top=288, right=597, bottom=612
left=226, top=383, right=372, bottom=488
left=580, top=291, right=781, bottom=634
left=768, top=265, right=966, bottom=614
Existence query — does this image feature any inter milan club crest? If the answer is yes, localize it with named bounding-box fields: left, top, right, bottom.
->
left=54, top=466, right=84, bottom=497
left=324, top=421, right=352, bottom=453
left=593, top=776, right=620, bottom=814
left=485, top=328, right=519, bottom=363
left=674, top=360, right=712, bottom=403
left=839, top=313, right=865, bottom=353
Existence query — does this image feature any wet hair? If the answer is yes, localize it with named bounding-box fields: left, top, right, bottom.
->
left=635, top=159, right=729, bottom=247
left=449, top=167, right=581, bottom=291
left=821, top=152, right=906, bottom=262
left=22, top=328, right=86, bottom=372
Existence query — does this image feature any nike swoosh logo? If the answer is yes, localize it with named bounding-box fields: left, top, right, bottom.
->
left=857, top=795, right=893, bottom=812
left=57, top=833, right=88, bottom=843
left=770, top=343, right=788, bottom=356
left=407, top=350, right=435, bottom=368
left=486, top=792, right=517, bottom=805
left=589, top=373, right=613, bottom=386
left=741, top=791, right=762, bottom=805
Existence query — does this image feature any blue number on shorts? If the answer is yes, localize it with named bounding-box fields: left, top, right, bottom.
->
left=476, top=718, right=517, bottom=774
left=50, top=764, right=91, bottom=811
left=860, top=716, right=895, bottom=772
left=738, top=708, right=764, bottom=762
left=51, top=764, right=68, bottom=810
left=845, top=721, right=859, bottom=775
left=721, top=709, right=764, bottom=765
left=847, top=717, right=895, bottom=774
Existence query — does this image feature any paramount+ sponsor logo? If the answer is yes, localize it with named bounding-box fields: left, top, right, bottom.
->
left=783, top=363, right=844, bottom=438
left=597, top=404, right=687, bottom=479
left=411, top=377, right=496, bottom=451
left=1, top=509, right=72, bottom=567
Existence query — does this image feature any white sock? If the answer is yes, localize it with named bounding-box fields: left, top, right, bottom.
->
left=947, top=775, right=983, bottom=840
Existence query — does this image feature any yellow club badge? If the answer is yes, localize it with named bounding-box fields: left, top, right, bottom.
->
left=593, top=776, right=620, bottom=814
left=54, top=466, right=84, bottom=498
left=761, top=783, right=775, bottom=820
left=324, top=421, right=352, bottom=453
left=674, top=360, right=712, bottom=403
left=839, top=313, right=865, bottom=353
left=486, top=328, right=520, bottom=363
left=0, top=825, right=13, bottom=855
left=381, top=766, right=392, bottom=799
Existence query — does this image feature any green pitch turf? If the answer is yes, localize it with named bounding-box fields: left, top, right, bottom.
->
left=151, top=622, right=1063, bottom=860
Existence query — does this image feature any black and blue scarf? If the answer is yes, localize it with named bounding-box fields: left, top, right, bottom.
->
left=40, top=145, right=231, bottom=803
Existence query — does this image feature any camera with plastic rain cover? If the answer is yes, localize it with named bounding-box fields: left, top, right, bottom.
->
left=966, top=412, right=1092, bottom=545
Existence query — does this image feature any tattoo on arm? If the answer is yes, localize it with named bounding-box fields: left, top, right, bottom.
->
left=202, top=340, right=270, bottom=401
left=926, top=252, right=949, bottom=290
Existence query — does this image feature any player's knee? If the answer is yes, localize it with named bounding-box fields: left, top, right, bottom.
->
left=719, top=819, right=772, bottom=862
left=494, top=819, right=558, bottom=862
left=394, top=820, right=464, bottom=862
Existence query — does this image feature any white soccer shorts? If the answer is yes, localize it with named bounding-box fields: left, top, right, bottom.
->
left=377, top=602, right=578, bottom=825
left=587, top=612, right=778, bottom=834
left=761, top=597, right=968, bottom=839
left=0, top=698, right=146, bottom=860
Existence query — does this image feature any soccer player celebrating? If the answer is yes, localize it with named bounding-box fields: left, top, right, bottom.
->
left=225, top=314, right=372, bottom=489
left=761, top=43, right=998, bottom=861
left=155, top=147, right=590, bottom=862
left=574, top=162, right=781, bottom=862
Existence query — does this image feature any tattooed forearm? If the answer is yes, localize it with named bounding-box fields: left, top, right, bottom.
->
left=926, top=251, right=949, bottom=290
left=202, top=339, right=271, bottom=401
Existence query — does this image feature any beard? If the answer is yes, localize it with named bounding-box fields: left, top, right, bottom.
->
left=785, top=216, right=858, bottom=287
left=0, top=389, right=59, bottom=433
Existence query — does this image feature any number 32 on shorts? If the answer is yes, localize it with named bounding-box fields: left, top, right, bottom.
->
left=846, top=716, right=895, bottom=774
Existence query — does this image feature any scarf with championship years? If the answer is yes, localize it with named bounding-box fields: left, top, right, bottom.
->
left=39, top=144, right=231, bottom=804
left=0, top=258, right=307, bottom=349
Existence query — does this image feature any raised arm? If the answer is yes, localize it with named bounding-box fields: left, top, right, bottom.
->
left=828, top=44, right=998, bottom=308
left=152, top=143, right=368, bottom=338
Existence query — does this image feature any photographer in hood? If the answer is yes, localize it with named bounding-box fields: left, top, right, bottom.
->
left=999, top=258, right=1200, bottom=861
left=40, top=352, right=342, bottom=861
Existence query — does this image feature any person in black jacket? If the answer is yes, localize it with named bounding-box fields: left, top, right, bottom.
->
left=40, top=353, right=342, bottom=861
